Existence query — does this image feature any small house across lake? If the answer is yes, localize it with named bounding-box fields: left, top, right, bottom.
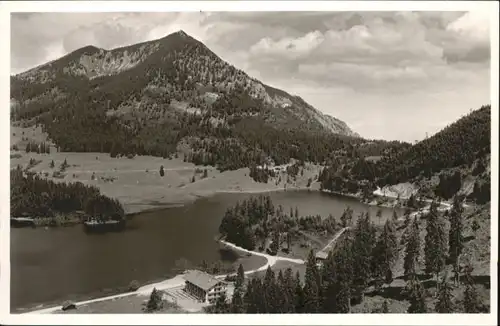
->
left=183, top=270, right=227, bottom=304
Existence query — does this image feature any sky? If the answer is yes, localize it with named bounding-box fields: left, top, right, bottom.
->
left=10, top=11, right=491, bottom=142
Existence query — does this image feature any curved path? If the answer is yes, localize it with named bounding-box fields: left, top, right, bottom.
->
left=24, top=229, right=354, bottom=315
left=22, top=244, right=305, bottom=315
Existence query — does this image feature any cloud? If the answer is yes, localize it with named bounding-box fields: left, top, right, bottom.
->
left=10, top=11, right=491, bottom=141
left=250, top=31, right=324, bottom=60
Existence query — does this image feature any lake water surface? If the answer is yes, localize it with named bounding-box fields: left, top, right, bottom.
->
left=11, top=190, right=402, bottom=311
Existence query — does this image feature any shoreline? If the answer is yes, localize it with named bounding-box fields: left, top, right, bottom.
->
left=14, top=185, right=456, bottom=314
left=20, top=239, right=306, bottom=315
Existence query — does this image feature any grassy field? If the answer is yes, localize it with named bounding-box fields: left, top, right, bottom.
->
left=11, top=125, right=323, bottom=215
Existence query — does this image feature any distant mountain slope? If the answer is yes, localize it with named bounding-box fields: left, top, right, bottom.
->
left=319, top=105, right=491, bottom=201
left=375, top=105, right=490, bottom=185
left=11, top=31, right=360, bottom=170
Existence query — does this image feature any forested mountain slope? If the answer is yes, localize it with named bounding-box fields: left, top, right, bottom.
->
left=11, top=31, right=359, bottom=171
left=320, top=105, right=491, bottom=203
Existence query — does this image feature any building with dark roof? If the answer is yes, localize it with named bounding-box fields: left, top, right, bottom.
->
left=183, top=270, right=227, bottom=304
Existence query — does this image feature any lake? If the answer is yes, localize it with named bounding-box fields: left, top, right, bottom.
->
left=10, top=190, right=402, bottom=311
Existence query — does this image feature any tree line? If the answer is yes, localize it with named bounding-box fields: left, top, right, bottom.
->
left=10, top=165, right=124, bottom=220
left=218, top=195, right=342, bottom=253
left=213, top=196, right=486, bottom=313
left=319, top=105, right=491, bottom=203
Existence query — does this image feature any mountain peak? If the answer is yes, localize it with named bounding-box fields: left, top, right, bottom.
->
left=175, top=30, right=188, bottom=37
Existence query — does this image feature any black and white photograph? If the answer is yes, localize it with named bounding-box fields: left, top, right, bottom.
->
left=1, top=1, right=498, bottom=325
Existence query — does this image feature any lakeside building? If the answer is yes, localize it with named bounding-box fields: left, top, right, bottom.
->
left=183, top=270, right=227, bottom=304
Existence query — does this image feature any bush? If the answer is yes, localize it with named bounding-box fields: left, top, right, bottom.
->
left=129, top=280, right=140, bottom=292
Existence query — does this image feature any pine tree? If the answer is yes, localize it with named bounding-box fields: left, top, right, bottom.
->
left=303, top=250, right=321, bottom=312
left=146, top=287, right=163, bottom=312
left=263, top=266, right=277, bottom=313
left=49, top=160, right=55, bottom=169
left=269, top=230, right=280, bottom=255
left=424, top=205, right=447, bottom=290
left=231, top=288, right=244, bottom=313
left=159, top=165, right=165, bottom=177
left=435, top=277, right=454, bottom=313
left=320, top=251, right=337, bottom=312
left=332, top=235, right=354, bottom=313
left=214, top=292, right=229, bottom=313
left=286, top=232, right=292, bottom=251
left=463, top=284, right=481, bottom=313
left=372, top=219, right=398, bottom=289
left=235, top=263, right=245, bottom=290
left=382, top=300, right=390, bottom=313
left=463, top=265, right=482, bottom=313
left=392, top=209, right=399, bottom=222
left=340, top=206, right=353, bottom=228
left=294, top=271, right=305, bottom=313
left=244, top=279, right=256, bottom=313
left=376, top=208, right=382, bottom=224
left=448, top=196, right=464, bottom=285
left=407, top=280, right=427, bottom=313
left=283, top=267, right=296, bottom=313
left=351, top=212, right=376, bottom=300
left=403, top=218, right=421, bottom=280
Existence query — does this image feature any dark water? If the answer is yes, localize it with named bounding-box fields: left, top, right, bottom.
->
left=11, top=191, right=402, bottom=311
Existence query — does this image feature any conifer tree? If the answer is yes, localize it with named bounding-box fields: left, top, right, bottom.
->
left=235, top=263, right=245, bottom=288
left=214, top=292, right=229, bottom=313
left=376, top=208, right=382, bottom=224
left=340, top=206, right=353, bottom=228
left=269, top=230, right=280, bottom=255
left=283, top=267, right=296, bottom=312
left=294, top=270, right=305, bottom=313
left=320, top=251, right=337, bottom=312
left=231, top=289, right=244, bottom=313
left=352, top=212, right=376, bottom=299
left=403, top=218, right=421, bottom=280
left=244, top=279, right=256, bottom=313
left=372, top=219, right=398, bottom=289
left=332, top=235, right=354, bottom=313
left=407, top=280, right=427, bottom=313
left=49, top=160, right=55, bottom=168
left=263, top=266, right=277, bottom=313
left=436, top=276, right=454, bottom=313
left=463, top=265, right=482, bottom=313
left=424, top=203, right=447, bottom=290
left=403, top=209, right=412, bottom=230
left=159, top=165, right=165, bottom=177
left=382, top=300, right=390, bottom=313
left=448, top=196, right=464, bottom=285
left=146, top=287, right=163, bottom=312
left=303, top=250, right=321, bottom=312
left=392, top=209, right=399, bottom=222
